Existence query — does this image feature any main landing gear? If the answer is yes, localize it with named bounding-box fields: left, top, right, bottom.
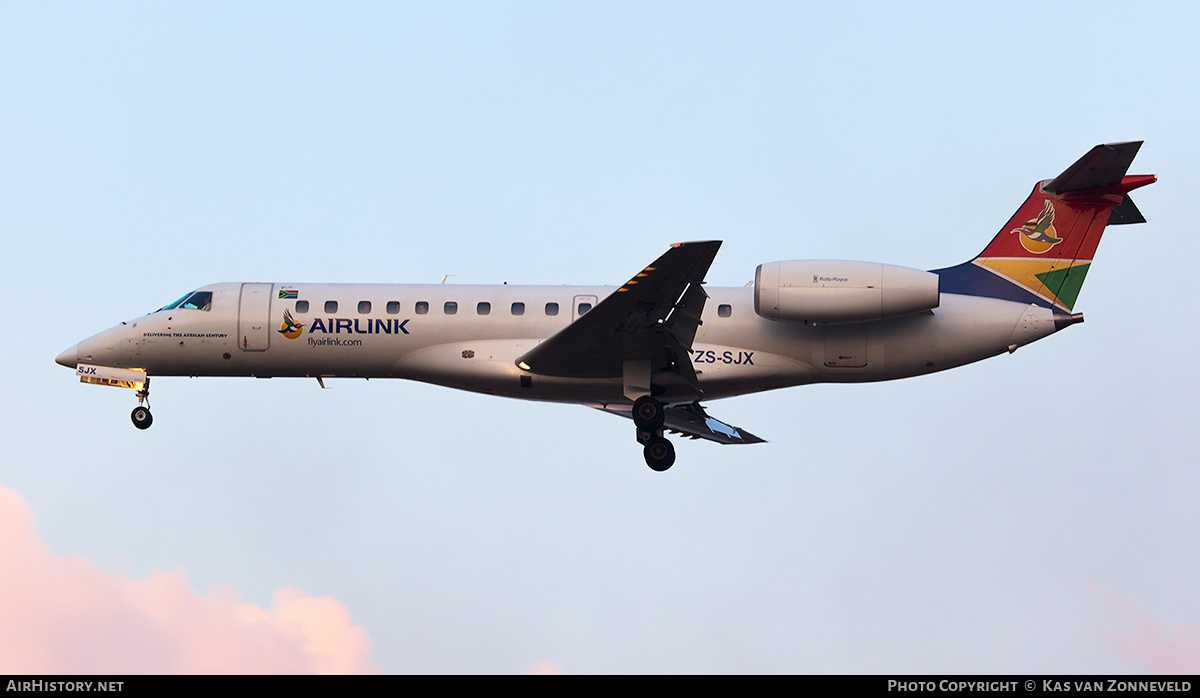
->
left=633, top=396, right=674, bottom=471
left=131, top=378, right=152, bottom=430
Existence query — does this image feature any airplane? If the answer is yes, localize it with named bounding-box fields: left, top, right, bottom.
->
left=56, top=141, right=1155, bottom=471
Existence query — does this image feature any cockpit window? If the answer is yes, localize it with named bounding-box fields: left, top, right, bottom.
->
left=159, top=293, right=191, bottom=311
left=180, top=292, right=212, bottom=310
left=158, top=291, right=212, bottom=312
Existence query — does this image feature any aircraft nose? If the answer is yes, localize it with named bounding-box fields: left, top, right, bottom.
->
left=55, top=344, right=78, bottom=368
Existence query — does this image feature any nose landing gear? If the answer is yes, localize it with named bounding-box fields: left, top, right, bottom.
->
left=130, top=378, right=152, bottom=430
left=131, top=405, right=152, bottom=429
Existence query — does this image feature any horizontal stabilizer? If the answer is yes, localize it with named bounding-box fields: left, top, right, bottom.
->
left=1108, top=195, right=1146, bottom=225
left=1044, top=141, right=1142, bottom=193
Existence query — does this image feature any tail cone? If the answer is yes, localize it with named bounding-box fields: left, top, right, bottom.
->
left=1053, top=311, right=1085, bottom=331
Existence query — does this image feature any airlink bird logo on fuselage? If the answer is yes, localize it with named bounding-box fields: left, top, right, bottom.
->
left=278, top=308, right=304, bottom=339
left=1012, top=200, right=1062, bottom=254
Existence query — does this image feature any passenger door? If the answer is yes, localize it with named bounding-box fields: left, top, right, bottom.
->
left=238, top=283, right=273, bottom=351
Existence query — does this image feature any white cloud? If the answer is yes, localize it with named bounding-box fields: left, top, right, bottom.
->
left=0, top=484, right=380, bottom=674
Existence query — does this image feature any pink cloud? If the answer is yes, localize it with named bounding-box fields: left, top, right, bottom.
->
left=1090, top=583, right=1200, bottom=674
left=523, top=660, right=565, bottom=675
left=0, top=484, right=380, bottom=674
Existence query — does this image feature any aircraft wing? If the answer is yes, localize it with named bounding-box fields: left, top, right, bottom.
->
left=516, top=241, right=722, bottom=399
left=593, top=402, right=766, bottom=445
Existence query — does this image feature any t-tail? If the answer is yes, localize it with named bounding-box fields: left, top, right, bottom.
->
left=935, top=141, right=1156, bottom=316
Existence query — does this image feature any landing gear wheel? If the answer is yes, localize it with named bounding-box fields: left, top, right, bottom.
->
left=633, top=396, right=665, bottom=431
left=644, top=436, right=675, bottom=472
left=131, top=406, right=153, bottom=430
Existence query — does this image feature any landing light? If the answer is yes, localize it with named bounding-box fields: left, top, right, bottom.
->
left=518, top=362, right=531, bottom=371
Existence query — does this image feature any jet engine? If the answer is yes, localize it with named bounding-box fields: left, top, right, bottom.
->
left=754, top=260, right=940, bottom=324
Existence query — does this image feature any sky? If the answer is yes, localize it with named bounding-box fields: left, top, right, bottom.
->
left=1, top=1, right=1198, bottom=674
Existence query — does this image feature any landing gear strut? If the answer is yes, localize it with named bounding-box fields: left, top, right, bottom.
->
left=131, top=378, right=152, bottom=430
left=633, top=397, right=674, bottom=471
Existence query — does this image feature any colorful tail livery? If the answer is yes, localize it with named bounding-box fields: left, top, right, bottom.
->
left=936, top=141, right=1156, bottom=310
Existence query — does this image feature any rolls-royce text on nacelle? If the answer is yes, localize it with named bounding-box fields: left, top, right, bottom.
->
left=57, top=142, right=1155, bottom=470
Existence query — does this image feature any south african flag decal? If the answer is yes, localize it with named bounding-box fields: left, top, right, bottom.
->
left=279, top=289, right=299, bottom=299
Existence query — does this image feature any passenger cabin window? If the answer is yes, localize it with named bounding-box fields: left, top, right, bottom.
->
left=511, top=302, right=525, bottom=316
left=324, top=300, right=338, bottom=314
left=386, top=301, right=400, bottom=314
left=577, top=302, right=592, bottom=315
left=416, top=301, right=429, bottom=315
left=718, top=304, right=732, bottom=318
left=545, top=302, right=559, bottom=316
left=444, top=301, right=458, bottom=315
left=295, top=300, right=309, bottom=314
left=477, top=302, right=490, bottom=315
left=358, top=300, right=371, bottom=314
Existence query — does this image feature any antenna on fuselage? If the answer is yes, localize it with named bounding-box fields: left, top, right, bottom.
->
left=440, top=275, right=453, bottom=284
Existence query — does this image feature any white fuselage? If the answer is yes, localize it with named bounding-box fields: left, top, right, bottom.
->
left=58, top=282, right=1062, bottom=406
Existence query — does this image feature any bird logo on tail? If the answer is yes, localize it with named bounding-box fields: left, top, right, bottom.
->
left=1012, top=200, right=1062, bottom=254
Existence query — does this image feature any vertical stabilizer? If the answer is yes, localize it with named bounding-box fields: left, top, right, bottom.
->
left=935, top=142, right=1155, bottom=311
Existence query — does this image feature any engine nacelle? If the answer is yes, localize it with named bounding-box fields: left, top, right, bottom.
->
left=754, top=260, right=940, bottom=324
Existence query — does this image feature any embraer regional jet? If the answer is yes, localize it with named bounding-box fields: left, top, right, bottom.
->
left=56, top=142, right=1155, bottom=471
